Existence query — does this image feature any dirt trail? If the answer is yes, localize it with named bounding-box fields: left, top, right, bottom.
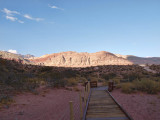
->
left=142, top=66, right=157, bottom=73
left=0, top=86, right=85, bottom=120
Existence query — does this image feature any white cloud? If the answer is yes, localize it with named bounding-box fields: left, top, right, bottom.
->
left=35, top=18, right=44, bottom=21
left=8, top=49, right=17, bottom=54
left=2, top=8, right=44, bottom=23
left=18, top=20, right=24, bottom=23
left=2, top=8, right=20, bottom=16
left=51, top=6, right=58, bottom=9
left=48, top=4, right=64, bottom=10
left=2, top=8, right=21, bottom=23
left=23, top=14, right=32, bottom=20
left=24, top=14, right=44, bottom=21
left=6, top=15, right=17, bottom=21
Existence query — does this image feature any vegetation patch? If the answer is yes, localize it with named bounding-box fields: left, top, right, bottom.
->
left=118, top=79, right=160, bottom=94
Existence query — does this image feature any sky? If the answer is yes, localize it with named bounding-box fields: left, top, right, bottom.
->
left=0, top=0, right=160, bottom=57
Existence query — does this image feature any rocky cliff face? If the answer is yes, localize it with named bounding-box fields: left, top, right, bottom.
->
left=0, top=51, right=34, bottom=64
left=30, top=51, right=133, bottom=67
left=1, top=50, right=160, bottom=67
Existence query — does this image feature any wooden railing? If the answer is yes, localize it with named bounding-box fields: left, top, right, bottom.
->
left=69, top=81, right=91, bottom=120
left=90, top=81, right=97, bottom=88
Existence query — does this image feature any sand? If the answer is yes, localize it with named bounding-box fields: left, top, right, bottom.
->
left=111, top=89, right=160, bottom=120
left=0, top=86, right=85, bottom=120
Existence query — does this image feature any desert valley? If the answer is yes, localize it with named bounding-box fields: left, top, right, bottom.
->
left=0, top=50, right=160, bottom=120
left=1, top=0, right=160, bottom=120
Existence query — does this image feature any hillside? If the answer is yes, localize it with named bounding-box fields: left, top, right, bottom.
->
left=30, top=51, right=133, bottom=67
left=0, top=51, right=34, bottom=64
left=115, top=54, right=160, bottom=65
left=1, top=50, right=160, bottom=67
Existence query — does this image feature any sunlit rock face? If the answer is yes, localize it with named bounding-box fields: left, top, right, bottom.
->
left=30, top=51, right=133, bottom=67
left=1, top=50, right=159, bottom=67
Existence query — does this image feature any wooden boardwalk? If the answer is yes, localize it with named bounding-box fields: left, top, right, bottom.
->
left=85, top=87, right=131, bottom=120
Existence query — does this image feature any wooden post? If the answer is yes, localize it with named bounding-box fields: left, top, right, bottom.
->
left=79, top=92, right=83, bottom=119
left=86, top=83, right=88, bottom=92
left=69, top=101, right=74, bottom=120
left=88, top=81, right=90, bottom=94
left=84, top=88, right=86, bottom=106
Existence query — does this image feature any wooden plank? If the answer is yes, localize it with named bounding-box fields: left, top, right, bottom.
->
left=86, top=88, right=130, bottom=120
left=86, top=117, right=129, bottom=120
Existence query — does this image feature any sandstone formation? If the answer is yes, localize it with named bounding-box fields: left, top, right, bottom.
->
left=1, top=50, right=160, bottom=67
left=30, top=51, right=133, bottom=67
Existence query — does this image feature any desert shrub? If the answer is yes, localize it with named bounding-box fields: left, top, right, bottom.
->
left=120, top=79, right=160, bottom=94
left=152, top=77, right=160, bottom=82
left=103, top=80, right=108, bottom=86
left=115, top=84, right=121, bottom=89
left=88, top=77, right=98, bottom=82
left=40, top=66, right=53, bottom=72
left=0, top=85, right=15, bottom=105
left=98, top=79, right=104, bottom=82
left=0, top=95, right=14, bottom=105
left=102, top=73, right=116, bottom=80
left=67, top=78, right=78, bottom=86
left=46, top=78, right=66, bottom=88
left=113, top=78, right=121, bottom=84
left=134, top=79, right=160, bottom=94
left=40, top=81, right=46, bottom=85
left=63, top=70, right=77, bottom=78
left=121, top=83, right=136, bottom=94
left=75, top=77, right=87, bottom=83
left=122, top=72, right=141, bottom=82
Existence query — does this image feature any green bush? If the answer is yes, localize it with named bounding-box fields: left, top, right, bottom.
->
left=75, top=77, right=87, bottom=83
left=120, top=79, right=160, bottom=94
left=134, top=79, right=160, bottom=94
left=113, top=78, right=121, bottom=84
left=46, top=78, right=66, bottom=88
left=0, top=95, right=14, bottom=105
left=67, top=78, right=78, bottom=86
left=115, top=84, right=122, bottom=89
left=121, top=83, right=136, bottom=94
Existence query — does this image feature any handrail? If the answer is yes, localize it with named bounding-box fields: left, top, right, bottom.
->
left=82, top=89, right=92, bottom=120
left=106, top=90, right=134, bottom=120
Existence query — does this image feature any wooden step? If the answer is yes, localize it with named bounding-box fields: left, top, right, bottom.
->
left=86, top=89, right=129, bottom=120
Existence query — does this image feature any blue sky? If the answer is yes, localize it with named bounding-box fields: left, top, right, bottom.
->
left=0, top=0, right=160, bottom=57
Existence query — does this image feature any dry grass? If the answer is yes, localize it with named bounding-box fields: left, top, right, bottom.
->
left=121, top=83, right=136, bottom=94
left=120, top=79, right=160, bottom=94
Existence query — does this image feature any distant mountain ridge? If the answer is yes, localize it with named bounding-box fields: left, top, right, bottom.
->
left=0, top=51, right=34, bottom=64
left=20, top=54, right=35, bottom=59
left=115, top=54, right=160, bottom=65
left=0, top=50, right=160, bottom=67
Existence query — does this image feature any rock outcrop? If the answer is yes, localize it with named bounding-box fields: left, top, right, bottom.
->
left=0, top=51, right=34, bottom=64
left=30, top=51, right=133, bottom=67
left=1, top=50, right=160, bottom=67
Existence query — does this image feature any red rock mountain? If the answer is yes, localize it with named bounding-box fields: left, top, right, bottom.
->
left=0, top=51, right=33, bottom=64
left=30, top=51, right=133, bottom=67
left=1, top=51, right=160, bottom=67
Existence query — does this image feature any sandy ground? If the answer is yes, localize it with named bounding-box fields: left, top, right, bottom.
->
left=111, top=89, right=160, bottom=120
left=0, top=86, right=85, bottom=120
